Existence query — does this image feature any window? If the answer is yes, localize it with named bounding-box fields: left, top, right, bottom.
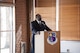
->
left=0, top=6, right=15, bottom=53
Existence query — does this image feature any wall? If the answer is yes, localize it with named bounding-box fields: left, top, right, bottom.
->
left=59, top=0, right=80, bottom=53
left=15, top=0, right=30, bottom=53
left=59, top=0, right=80, bottom=40
left=61, top=41, right=80, bottom=53
left=35, top=0, right=56, bottom=31
left=0, top=0, right=13, bottom=3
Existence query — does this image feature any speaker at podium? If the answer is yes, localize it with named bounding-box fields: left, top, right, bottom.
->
left=35, top=31, right=60, bottom=53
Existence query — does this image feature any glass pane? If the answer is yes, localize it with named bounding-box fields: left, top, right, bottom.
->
left=1, top=7, right=13, bottom=31
left=0, top=6, right=15, bottom=53
left=1, top=32, right=12, bottom=53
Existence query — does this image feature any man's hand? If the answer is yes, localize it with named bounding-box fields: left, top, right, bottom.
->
left=36, top=31, right=40, bottom=35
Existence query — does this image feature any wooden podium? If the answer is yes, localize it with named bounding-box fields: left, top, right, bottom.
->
left=35, top=31, right=60, bottom=53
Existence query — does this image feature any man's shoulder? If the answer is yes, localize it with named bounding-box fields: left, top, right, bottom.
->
left=41, top=21, right=45, bottom=22
left=41, top=21, right=45, bottom=23
left=31, top=20, right=37, bottom=23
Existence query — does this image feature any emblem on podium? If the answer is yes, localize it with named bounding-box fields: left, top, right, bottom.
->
left=47, top=32, right=57, bottom=45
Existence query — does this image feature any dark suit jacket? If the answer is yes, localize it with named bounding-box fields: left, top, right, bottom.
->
left=31, top=20, right=51, bottom=35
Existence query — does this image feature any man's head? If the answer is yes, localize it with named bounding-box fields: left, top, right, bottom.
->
left=36, top=14, right=42, bottom=21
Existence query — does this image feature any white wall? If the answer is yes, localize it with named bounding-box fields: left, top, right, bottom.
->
left=61, top=41, right=80, bottom=53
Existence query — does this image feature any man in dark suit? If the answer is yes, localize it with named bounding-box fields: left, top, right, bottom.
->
left=31, top=14, right=52, bottom=53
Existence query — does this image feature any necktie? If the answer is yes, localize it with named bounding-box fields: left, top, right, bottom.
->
left=39, top=21, right=41, bottom=25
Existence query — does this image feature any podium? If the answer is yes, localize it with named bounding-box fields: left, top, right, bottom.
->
left=35, top=31, right=60, bottom=53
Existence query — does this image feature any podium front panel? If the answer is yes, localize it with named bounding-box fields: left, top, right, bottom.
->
left=44, top=31, right=60, bottom=53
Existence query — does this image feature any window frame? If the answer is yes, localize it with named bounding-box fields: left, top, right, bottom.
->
left=0, top=4, right=15, bottom=53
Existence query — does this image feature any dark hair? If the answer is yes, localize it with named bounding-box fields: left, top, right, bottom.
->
left=36, top=14, right=41, bottom=18
left=36, top=14, right=42, bottom=21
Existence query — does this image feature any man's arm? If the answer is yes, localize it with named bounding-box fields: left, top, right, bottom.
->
left=31, top=22, right=37, bottom=35
left=41, top=21, right=52, bottom=31
left=45, top=25, right=52, bottom=31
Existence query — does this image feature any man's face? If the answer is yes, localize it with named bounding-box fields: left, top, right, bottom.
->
left=36, top=15, right=42, bottom=21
